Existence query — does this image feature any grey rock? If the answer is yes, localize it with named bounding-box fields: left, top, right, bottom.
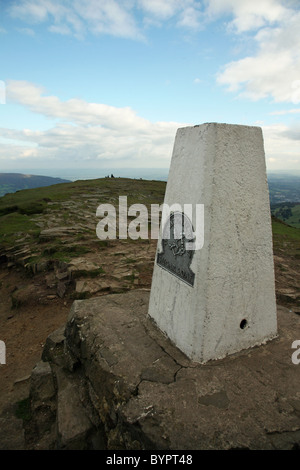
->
left=42, top=326, right=66, bottom=367
left=55, top=368, right=94, bottom=450
left=57, top=281, right=67, bottom=298
left=39, top=227, right=80, bottom=239
left=28, top=291, right=300, bottom=450
left=0, top=411, right=25, bottom=450
left=30, top=361, right=56, bottom=407
left=56, top=271, right=69, bottom=281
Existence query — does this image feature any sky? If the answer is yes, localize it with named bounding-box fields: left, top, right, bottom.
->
left=0, top=0, right=300, bottom=175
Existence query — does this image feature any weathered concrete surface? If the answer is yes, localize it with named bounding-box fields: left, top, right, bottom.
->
left=149, top=123, right=277, bottom=363
left=27, top=289, right=300, bottom=450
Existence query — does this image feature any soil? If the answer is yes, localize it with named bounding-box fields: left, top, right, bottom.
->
left=0, top=266, right=73, bottom=449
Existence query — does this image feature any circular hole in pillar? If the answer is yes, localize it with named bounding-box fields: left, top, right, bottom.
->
left=240, top=319, right=247, bottom=330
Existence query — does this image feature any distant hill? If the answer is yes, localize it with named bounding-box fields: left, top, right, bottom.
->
left=268, top=173, right=300, bottom=204
left=0, top=173, right=71, bottom=197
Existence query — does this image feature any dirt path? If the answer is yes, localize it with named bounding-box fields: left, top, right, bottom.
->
left=0, top=266, right=72, bottom=449
left=0, top=237, right=157, bottom=449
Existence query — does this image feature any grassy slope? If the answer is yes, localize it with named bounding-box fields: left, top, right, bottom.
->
left=0, top=178, right=299, bottom=260
left=0, top=178, right=166, bottom=245
left=271, top=216, right=300, bottom=257
left=271, top=203, right=300, bottom=229
left=0, top=177, right=166, bottom=211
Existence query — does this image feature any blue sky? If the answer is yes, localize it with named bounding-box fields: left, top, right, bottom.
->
left=0, top=0, right=300, bottom=173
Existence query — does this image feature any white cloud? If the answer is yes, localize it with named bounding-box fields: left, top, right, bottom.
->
left=270, top=108, right=300, bottom=116
left=205, top=0, right=288, bottom=32
left=6, top=80, right=151, bottom=130
left=262, top=123, right=300, bottom=169
left=3, top=1, right=300, bottom=170
left=178, top=5, right=201, bottom=29
left=9, top=0, right=49, bottom=23
left=48, top=23, right=72, bottom=35
left=214, top=1, right=300, bottom=104
left=8, top=0, right=142, bottom=40
left=137, top=0, right=181, bottom=20
left=7, top=0, right=205, bottom=39
left=2, top=80, right=186, bottom=167
left=0, top=122, right=179, bottom=167
left=3, top=80, right=300, bottom=170
left=6, top=0, right=298, bottom=43
left=7, top=1, right=300, bottom=106
left=17, top=27, right=36, bottom=36
left=73, top=0, right=142, bottom=39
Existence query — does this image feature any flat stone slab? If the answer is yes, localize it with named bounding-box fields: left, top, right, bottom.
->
left=63, top=290, right=300, bottom=450
left=39, top=227, right=80, bottom=239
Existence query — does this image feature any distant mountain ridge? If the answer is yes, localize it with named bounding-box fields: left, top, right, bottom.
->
left=0, top=173, right=71, bottom=197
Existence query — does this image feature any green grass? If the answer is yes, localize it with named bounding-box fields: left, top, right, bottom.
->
left=39, top=244, right=91, bottom=263
left=272, top=217, right=300, bottom=257
left=123, top=258, right=137, bottom=264
left=2, top=178, right=298, bottom=265
left=286, top=204, right=300, bottom=228
left=0, top=177, right=166, bottom=216
left=124, top=273, right=135, bottom=282
left=0, top=184, right=17, bottom=197
left=271, top=203, right=300, bottom=228
left=71, top=267, right=105, bottom=278
left=19, top=243, right=92, bottom=266
left=96, top=240, right=110, bottom=248
left=0, top=213, right=39, bottom=242
left=272, top=218, right=300, bottom=239
left=0, top=178, right=166, bottom=248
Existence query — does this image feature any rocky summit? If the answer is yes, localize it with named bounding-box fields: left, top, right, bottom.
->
left=27, top=291, right=300, bottom=450
left=0, top=177, right=299, bottom=450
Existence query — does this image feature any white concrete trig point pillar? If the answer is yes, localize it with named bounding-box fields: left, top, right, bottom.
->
left=148, top=123, right=277, bottom=363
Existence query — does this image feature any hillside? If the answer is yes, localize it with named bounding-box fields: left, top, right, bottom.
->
left=0, top=177, right=299, bottom=306
left=0, top=178, right=299, bottom=449
left=271, top=202, right=300, bottom=229
left=0, top=173, right=71, bottom=197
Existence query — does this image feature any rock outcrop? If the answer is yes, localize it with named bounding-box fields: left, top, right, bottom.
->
left=26, top=289, right=300, bottom=450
